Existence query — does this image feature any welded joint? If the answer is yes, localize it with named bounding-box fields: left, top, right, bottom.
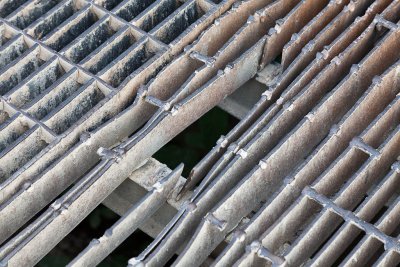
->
left=276, top=96, right=285, bottom=106
left=273, top=19, right=285, bottom=34
left=97, top=147, right=126, bottom=162
left=331, top=55, right=342, bottom=66
left=189, top=51, right=215, bottom=67
left=223, top=63, right=234, bottom=73
left=304, top=40, right=316, bottom=53
left=226, top=142, right=247, bottom=158
left=21, top=111, right=58, bottom=138
left=216, top=135, right=229, bottom=148
left=205, top=212, right=227, bottom=231
left=227, top=142, right=240, bottom=154
left=136, top=85, right=149, bottom=99
left=350, top=64, right=360, bottom=74
left=262, top=89, right=273, bottom=100
left=185, top=201, right=197, bottom=213
left=233, top=229, right=246, bottom=242
left=144, top=95, right=173, bottom=111
left=290, top=33, right=300, bottom=42
left=321, top=47, right=330, bottom=60
left=152, top=163, right=183, bottom=197
left=258, top=246, right=285, bottom=265
left=256, top=10, right=270, bottom=24
left=231, top=2, right=240, bottom=11
left=259, top=159, right=268, bottom=170
left=391, top=161, right=400, bottom=173
left=169, top=103, right=181, bottom=116
left=50, top=199, right=69, bottom=212
left=127, top=258, right=145, bottom=267
left=268, top=27, right=278, bottom=37
left=344, top=1, right=356, bottom=13
left=236, top=148, right=248, bottom=159
left=79, top=131, right=92, bottom=142
left=350, top=137, right=380, bottom=159
left=248, top=240, right=285, bottom=265
left=374, top=15, right=399, bottom=32
left=247, top=240, right=262, bottom=254
left=283, top=100, right=294, bottom=111
left=329, top=124, right=340, bottom=137
left=303, top=186, right=400, bottom=253
left=372, top=75, right=383, bottom=85
left=305, top=111, right=316, bottom=123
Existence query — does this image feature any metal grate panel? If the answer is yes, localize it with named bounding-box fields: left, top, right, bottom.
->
left=0, top=0, right=399, bottom=266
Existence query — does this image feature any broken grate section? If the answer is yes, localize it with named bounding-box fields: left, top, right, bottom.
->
left=0, top=0, right=399, bottom=266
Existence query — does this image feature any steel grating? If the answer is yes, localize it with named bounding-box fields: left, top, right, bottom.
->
left=0, top=0, right=399, bottom=266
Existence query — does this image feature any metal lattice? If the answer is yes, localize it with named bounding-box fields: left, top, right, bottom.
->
left=0, top=0, right=399, bottom=266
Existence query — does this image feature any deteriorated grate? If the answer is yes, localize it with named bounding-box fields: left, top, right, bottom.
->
left=0, top=0, right=400, bottom=266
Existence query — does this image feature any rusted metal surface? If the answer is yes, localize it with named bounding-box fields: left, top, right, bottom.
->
left=0, top=0, right=399, bottom=266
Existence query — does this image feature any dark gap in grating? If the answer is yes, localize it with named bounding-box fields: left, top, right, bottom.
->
left=115, top=0, right=156, bottom=22
left=391, top=221, right=400, bottom=238
left=351, top=195, right=368, bottom=213
left=166, top=254, right=179, bottom=266
left=210, top=240, right=228, bottom=261
left=50, top=84, right=105, bottom=134
left=0, top=116, right=29, bottom=153
left=16, top=62, right=66, bottom=108
left=154, top=107, right=239, bottom=177
left=365, top=242, right=385, bottom=266
left=71, top=21, right=117, bottom=64
left=37, top=204, right=121, bottom=267
left=327, top=150, right=370, bottom=199
left=0, top=34, right=9, bottom=46
left=0, top=135, right=48, bottom=182
left=0, top=0, right=28, bottom=18
left=108, top=43, right=155, bottom=88
left=157, top=2, right=205, bottom=44
left=11, top=0, right=63, bottom=29
left=84, top=109, right=117, bottom=134
left=0, top=109, right=10, bottom=124
left=97, top=0, right=121, bottom=11
left=333, top=229, right=366, bottom=266
left=370, top=120, right=400, bottom=149
left=85, top=86, right=138, bottom=133
left=310, top=219, right=345, bottom=259
left=100, top=228, right=153, bottom=266
left=87, top=31, right=136, bottom=75
left=370, top=205, right=388, bottom=225
left=47, top=9, right=99, bottom=52
left=0, top=52, right=45, bottom=95
left=0, top=37, right=28, bottom=69
left=274, top=54, right=282, bottom=64
left=29, top=75, right=82, bottom=120
left=139, top=0, right=183, bottom=32
left=32, top=0, right=80, bottom=39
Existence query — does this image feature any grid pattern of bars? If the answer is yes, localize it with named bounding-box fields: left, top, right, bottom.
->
left=0, top=0, right=399, bottom=266
left=174, top=1, right=400, bottom=266
left=0, top=0, right=225, bottom=264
